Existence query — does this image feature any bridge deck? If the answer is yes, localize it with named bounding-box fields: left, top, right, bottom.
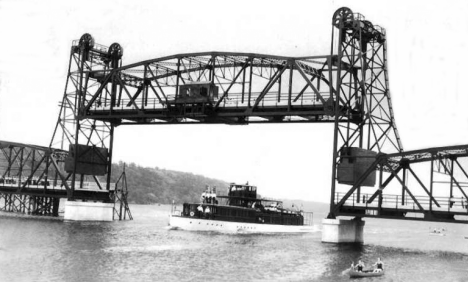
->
left=87, top=103, right=337, bottom=124
left=0, top=185, right=113, bottom=202
left=335, top=192, right=468, bottom=224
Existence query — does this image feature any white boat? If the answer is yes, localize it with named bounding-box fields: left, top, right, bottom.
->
left=429, top=228, right=446, bottom=236
left=169, top=215, right=315, bottom=233
left=169, top=183, right=315, bottom=233
left=429, top=232, right=446, bottom=236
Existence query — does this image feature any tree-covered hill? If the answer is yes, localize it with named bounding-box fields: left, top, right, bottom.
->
left=110, top=162, right=229, bottom=205
left=108, top=162, right=330, bottom=213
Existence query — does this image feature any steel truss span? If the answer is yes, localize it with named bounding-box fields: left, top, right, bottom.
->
left=83, top=52, right=337, bottom=125
left=0, top=140, right=126, bottom=217
left=334, top=145, right=468, bottom=224
left=0, top=140, right=70, bottom=195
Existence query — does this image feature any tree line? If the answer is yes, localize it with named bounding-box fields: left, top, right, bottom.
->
left=110, top=161, right=229, bottom=205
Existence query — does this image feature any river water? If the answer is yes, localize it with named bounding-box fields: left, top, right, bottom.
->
left=1, top=204, right=467, bottom=281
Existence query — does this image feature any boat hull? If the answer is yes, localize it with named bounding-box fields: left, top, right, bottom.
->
left=169, top=215, right=315, bottom=233
left=429, top=233, right=446, bottom=236
left=349, top=270, right=384, bottom=278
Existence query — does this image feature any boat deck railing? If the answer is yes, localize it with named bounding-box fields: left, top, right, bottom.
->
left=302, top=212, right=314, bottom=226
left=180, top=203, right=306, bottom=225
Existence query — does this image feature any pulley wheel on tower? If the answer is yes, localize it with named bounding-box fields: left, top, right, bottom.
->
left=79, top=33, right=95, bottom=50
left=362, top=20, right=374, bottom=33
left=358, top=20, right=377, bottom=41
left=108, top=43, right=123, bottom=68
left=332, top=7, right=354, bottom=28
left=108, top=43, right=124, bottom=60
left=374, top=27, right=386, bottom=43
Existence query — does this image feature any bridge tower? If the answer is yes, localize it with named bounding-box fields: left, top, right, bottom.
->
left=49, top=33, right=126, bottom=220
left=329, top=7, right=403, bottom=213
left=324, top=7, right=404, bottom=242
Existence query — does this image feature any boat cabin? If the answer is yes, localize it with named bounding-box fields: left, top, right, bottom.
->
left=180, top=182, right=305, bottom=226
left=227, top=183, right=257, bottom=208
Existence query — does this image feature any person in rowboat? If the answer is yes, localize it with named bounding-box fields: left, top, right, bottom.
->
left=355, top=260, right=365, bottom=272
left=372, top=257, right=384, bottom=272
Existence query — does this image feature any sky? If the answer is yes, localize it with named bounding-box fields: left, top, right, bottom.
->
left=1, top=0, right=468, bottom=203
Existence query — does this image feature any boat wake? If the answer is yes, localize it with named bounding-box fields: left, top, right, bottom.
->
left=340, top=268, right=351, bottom=276
left=103, top=244, right=198, bottom=253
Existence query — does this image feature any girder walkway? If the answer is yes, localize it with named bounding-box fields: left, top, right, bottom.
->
left=0, top=185, right=112, bottom=202
left=336, top=192, right=468, bottom=223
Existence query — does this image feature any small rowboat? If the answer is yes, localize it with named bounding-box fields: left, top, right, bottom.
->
left=349, top=269, right=385, bottom=278
left=429, top=232, right=446, bottom=236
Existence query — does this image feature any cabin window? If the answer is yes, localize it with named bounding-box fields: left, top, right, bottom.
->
left=200, top=87, right=208, bottom=97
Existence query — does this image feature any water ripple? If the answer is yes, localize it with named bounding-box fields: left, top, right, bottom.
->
left=1, top=205, right=468, bottom=281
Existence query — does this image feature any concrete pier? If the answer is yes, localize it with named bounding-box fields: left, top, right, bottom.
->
left=64, top=200, right=114, bottom=221
left=321, top=218, right=365, bottom=243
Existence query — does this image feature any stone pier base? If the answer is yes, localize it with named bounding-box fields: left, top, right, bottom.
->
left=64, top=200, right=114, bottom=221
left=321, top=218, right=365, bottom=243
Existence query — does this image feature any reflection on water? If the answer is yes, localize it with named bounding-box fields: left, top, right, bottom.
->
left=0, top=205, right=467, bottom=282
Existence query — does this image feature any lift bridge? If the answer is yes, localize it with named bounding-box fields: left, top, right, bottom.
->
left=1, top=7, right=468, bottom=224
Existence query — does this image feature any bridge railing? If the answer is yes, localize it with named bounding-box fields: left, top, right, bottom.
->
left=87, top=91, right=329, bottom=111
left=335, top=192, right=468, bottom=214
left=0, top=177, right=114, bottom=191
